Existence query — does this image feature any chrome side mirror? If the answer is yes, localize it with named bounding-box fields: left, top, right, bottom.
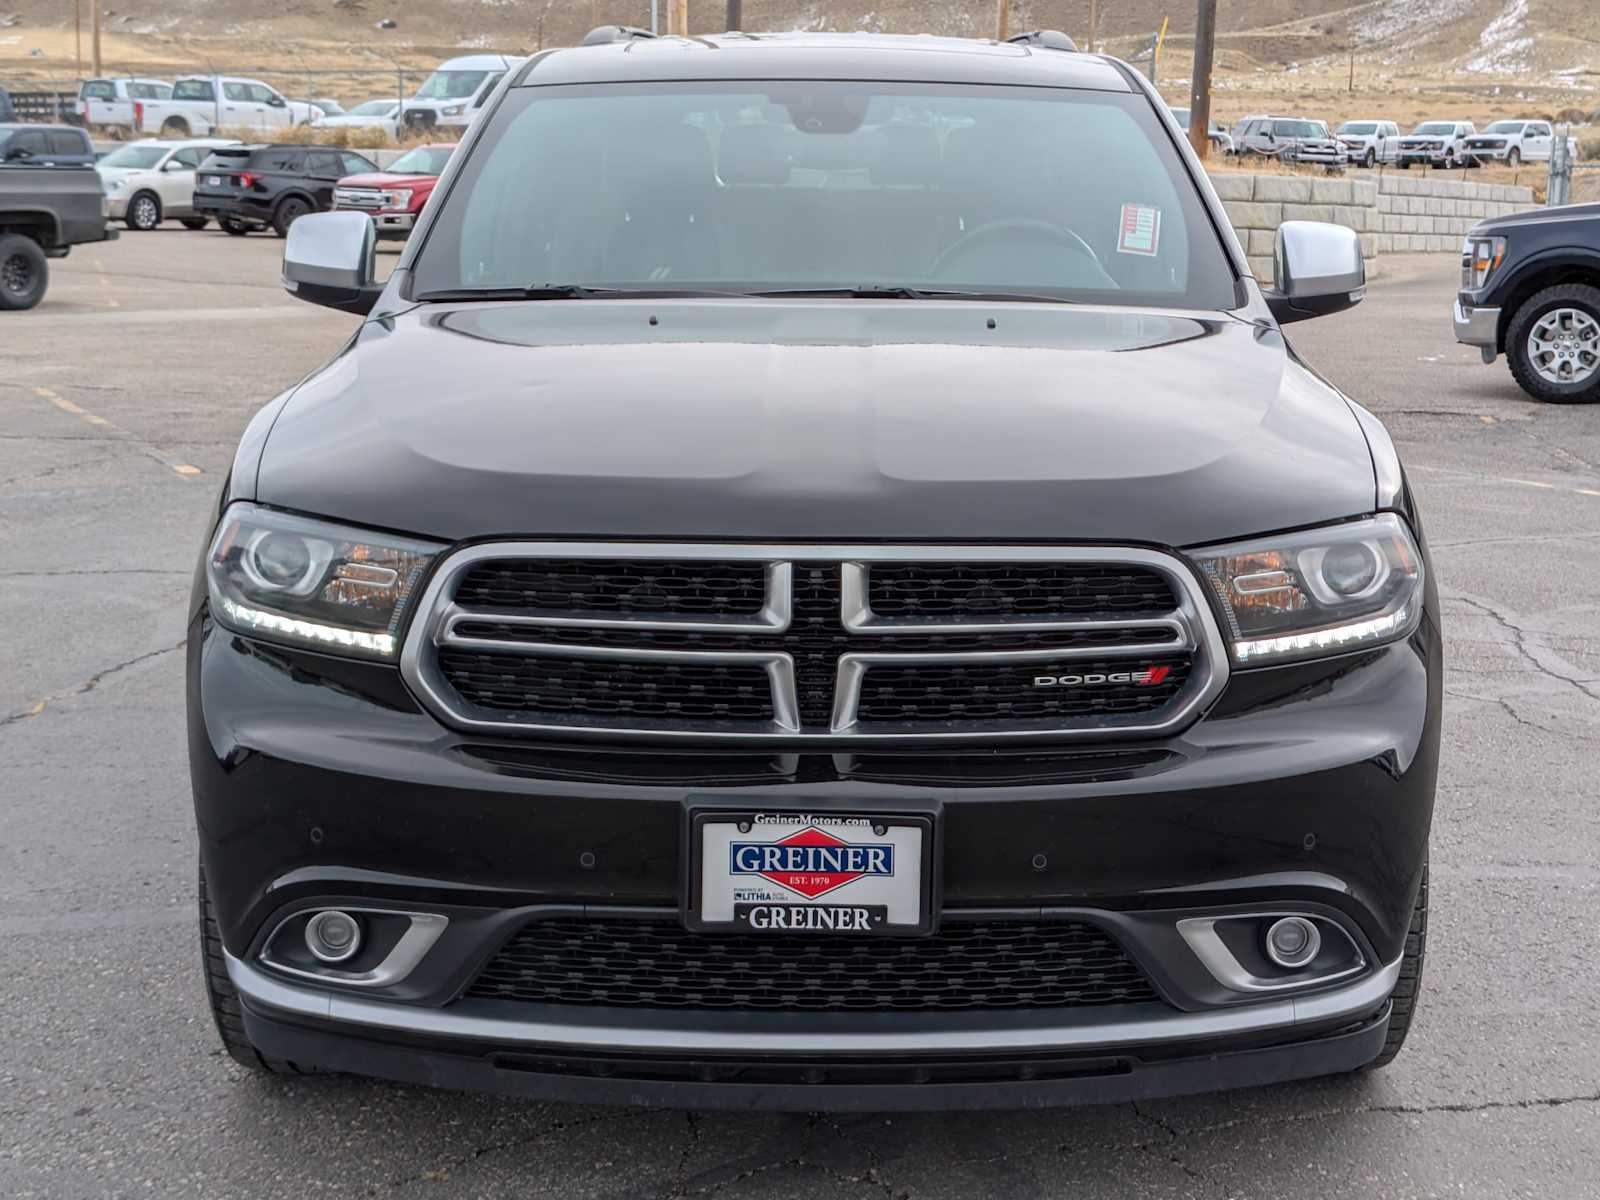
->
left=1265, top=220, right=1365, bottom=325
left=282, top=211, right=380, bottom=315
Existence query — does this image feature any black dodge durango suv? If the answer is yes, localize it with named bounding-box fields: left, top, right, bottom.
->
left=190, top=29, right=1439, bottom=1110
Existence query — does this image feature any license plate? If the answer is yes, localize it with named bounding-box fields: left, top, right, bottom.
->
left=687, top=810, right=933, bottom=936
left=207, top=175, right=222, bottom=186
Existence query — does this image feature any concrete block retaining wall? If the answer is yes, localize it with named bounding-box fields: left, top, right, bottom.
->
left=1207, top=171, right=1534, bottom=282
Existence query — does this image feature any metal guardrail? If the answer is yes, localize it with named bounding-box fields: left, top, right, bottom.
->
left=7, top=90, right=80, bottom=124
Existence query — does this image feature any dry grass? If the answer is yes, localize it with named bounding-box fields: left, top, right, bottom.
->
left=212, top=124, right=450, bottom=150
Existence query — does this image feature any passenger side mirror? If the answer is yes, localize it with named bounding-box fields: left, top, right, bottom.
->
left=1263, top=221, right=1365, bottom=325
left=282, top=211, right=382, bottom=315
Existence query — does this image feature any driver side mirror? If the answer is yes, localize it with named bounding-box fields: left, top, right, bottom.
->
left=1263, top=221, right=1365, bottom=325
left=282, top=211, right=381, bottom=315
left=267, top=94, right=287, bottom=108
left=4, top=146, right=30, bottom=161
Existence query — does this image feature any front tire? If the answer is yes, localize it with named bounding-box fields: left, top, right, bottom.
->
left=1506, top=285, right=1600, bottom=403
left=1363, top=148, right=1376, bottom=168
left=179, top=217, right=209, bottom=231
left=1365, top=861, right=1428, bottom=1069
left=0, top=233, right=48, bottom=311
left=199, top=859, right=321, bottom=1076
left=126, top=190, right=162, bottom=231
left=1507, top=147, right=1521, bottom=169
left=272, top=196, right=310, bottom=238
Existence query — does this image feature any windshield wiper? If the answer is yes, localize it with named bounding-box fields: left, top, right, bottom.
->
left=749, top=285, right=1083, bottom=304
left=415, top=283, right=753, bottom=302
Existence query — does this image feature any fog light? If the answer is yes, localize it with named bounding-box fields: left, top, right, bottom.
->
left=1264, top=916, right=1321, bottom=969
left=305, top=910, right=362, bottom=963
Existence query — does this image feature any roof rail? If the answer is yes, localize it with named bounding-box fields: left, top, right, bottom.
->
left=580, top=24, right=657, bottom=46
left=1005, top=29, right=1078, bottom=52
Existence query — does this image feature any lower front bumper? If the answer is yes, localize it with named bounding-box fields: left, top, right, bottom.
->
left=229, top=950, right=1397, bottom=1110
left=1454, top=298, right=1501, bottom=358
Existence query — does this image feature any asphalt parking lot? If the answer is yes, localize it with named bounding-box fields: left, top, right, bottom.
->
left=2, top=231, right=1598, bottom=1199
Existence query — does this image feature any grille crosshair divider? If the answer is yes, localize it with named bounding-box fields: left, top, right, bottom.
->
left=398, top=543, right=1230, bottom=744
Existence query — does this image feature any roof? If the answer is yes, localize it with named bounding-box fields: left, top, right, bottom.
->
left=520, top=32, right=1131, bottom=92
left=436, top=53, right=525, bottom=70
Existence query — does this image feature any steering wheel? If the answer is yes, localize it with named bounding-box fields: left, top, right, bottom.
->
left=930, top=218, right=1107, bottom=282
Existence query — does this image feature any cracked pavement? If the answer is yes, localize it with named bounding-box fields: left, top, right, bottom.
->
left=2, top=241, right=1598, bottom=1198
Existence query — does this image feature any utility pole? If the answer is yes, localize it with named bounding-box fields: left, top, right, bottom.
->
left=996, top=0, right=1009, bottom=42
left=1188, top=0, right=1217, bottom=160
left=673, top=0, right=688, bottom=36
left=726, top=0, right=741, bottom=30
left=74, top=0, right=82, bottom=77
left=90, top=0, right=101, bottom=76
left=1087, top=0, right=1096, bottom=52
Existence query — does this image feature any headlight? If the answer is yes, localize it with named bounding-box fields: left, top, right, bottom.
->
left=206, top=504, right=441, bottom=659
left=1461, top=235, right=1505, bottom=290
left=380, top=188, right=414, bottom=209
left=441, top=104, right=465, bottom=117
left=1187, top=514, right=1425, bottom=666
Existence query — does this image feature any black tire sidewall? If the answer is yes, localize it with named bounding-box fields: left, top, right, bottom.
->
left=274, top=197, right=309, bottom=238
left=0, top=233, right=47, bottom=311
left=1507, top=286, right=1600, bottom=404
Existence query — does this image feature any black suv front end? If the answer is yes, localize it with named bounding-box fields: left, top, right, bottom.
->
left=189, top=32, right=1439, bottom=1110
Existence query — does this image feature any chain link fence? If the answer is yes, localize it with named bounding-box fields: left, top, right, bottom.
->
left=1547, top=129, right=1600, bottom=206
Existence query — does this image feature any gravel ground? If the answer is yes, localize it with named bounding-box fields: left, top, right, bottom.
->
left=1, top=233, right=1597, bottom=1199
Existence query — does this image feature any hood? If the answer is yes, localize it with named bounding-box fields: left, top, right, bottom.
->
left=337, top=171, right=437, bottom=189
left=253, top=300, right=1377, bottom=547
left=97, top=166, right=148, bottom=184
left=1472, top=201, right=1600, bottom=235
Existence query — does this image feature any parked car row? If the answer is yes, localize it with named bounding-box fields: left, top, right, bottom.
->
left=1200, top=111, right=1578, bottom=170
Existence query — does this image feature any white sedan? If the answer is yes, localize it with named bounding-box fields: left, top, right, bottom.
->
left=315, top=99, right=404, bottom=140
left=98, top=138, right=240, bottom=231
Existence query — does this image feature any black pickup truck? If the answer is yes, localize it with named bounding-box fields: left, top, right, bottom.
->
left=1454, top=202, right=1600, bottom=402
left=0, top=162, right=117, bottom=310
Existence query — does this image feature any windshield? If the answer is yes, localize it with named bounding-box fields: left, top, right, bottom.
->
left=388, top=145, right=453, bottom=174
left=1338, top=122, right=1376, bottom=135
left=412, top=82, right=1237, bottom=310
left=1484, top=121, right=1525, bottom=133
left=1412, top=123, right=1455, bottom=135
left=1272, top=120, right=1324, bottom=138
left=351, top=100, right=397, bottom=116
left=99, top=144, right=166, bottom=169
left=415, top=70, right=489, bottom=101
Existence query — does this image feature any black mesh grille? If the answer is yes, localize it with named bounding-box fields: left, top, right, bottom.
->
left=437, top=651, right=774, bottom=722
left=856, top=656, right=1191, bottom=723
left=868, top=562, right=1176, bottom=620
left=465, top=917, right=1160, bottom=1012
left=453, top=559, right=766, bottom=617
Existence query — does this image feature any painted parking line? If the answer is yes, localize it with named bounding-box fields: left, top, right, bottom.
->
left=1407, top=462, right=1600, bottom=499
left=32, top=386, right=202, bottom=479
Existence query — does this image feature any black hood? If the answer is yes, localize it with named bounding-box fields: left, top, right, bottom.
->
left=252, top=300, right=1376, bottom=547
left=1471, top=201, right=1600, bottom=236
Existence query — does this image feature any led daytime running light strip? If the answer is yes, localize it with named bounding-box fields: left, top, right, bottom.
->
left=220, top=596, right=395, bottom=656
left=1233, top=604, right=1412, bottom=664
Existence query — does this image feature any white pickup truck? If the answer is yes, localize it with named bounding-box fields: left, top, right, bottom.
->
left=120, top=76, right=322, bottom=138
left=76, top=77, right=173, bottom=134
left=1334, top=119, right=1399, bottom=168
left=1461, top=120, right=1577, bottom=167
left=399, top=53, right=523, bottom=132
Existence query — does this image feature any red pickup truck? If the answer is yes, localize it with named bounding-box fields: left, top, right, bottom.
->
left=332, top=143, right=454, bottom=240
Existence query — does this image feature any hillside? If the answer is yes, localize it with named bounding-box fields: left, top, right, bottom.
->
left=1, top=0, right=1597, bottom=126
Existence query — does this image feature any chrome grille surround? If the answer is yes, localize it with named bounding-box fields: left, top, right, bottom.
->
left=399, top=543, right=1229, bottom=744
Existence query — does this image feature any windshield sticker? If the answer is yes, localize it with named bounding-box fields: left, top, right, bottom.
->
left=1118, top=203, right=1161, bottom=256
